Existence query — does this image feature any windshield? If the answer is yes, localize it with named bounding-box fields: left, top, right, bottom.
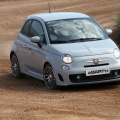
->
left=45, top=18, right=108, bottom=44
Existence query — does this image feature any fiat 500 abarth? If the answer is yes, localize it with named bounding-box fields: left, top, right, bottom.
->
left=10, top=12, right=120, bottom=89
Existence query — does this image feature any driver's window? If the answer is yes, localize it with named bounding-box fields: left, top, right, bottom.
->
left=29, top=20, right=45, bottom=44
left=21, top=20, right=32, bottom=37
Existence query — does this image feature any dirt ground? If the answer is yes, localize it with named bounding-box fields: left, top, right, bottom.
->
left=0, top=0, right=120, bottom=120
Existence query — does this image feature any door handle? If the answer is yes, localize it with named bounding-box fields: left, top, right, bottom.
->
left=22, top=44, right=27, bottom=48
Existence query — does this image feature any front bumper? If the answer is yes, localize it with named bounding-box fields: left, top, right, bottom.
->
left=53, top=53, right=120, bottom=86
left=55, top=69, right=120, bottom=86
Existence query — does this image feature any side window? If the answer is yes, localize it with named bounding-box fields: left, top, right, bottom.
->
left=30, top=20, right=46, bottom=44
left=21, top=20, right=32, bottom=37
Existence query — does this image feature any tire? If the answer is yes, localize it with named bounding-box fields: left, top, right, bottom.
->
left=11, top=54, right=25, bottom=78
left=43, top=64, right=57, bottom=89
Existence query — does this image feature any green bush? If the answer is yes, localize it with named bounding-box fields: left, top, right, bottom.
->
left=111, top=13, right=120, bottom=46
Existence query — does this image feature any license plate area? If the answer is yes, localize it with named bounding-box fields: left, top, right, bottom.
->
left=86, top=68, right=110, bottom=76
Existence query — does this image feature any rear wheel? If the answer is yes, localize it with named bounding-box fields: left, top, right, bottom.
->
left=11, top=54, right=25, bottom=78
left=43, top=64, right=57, bottom=89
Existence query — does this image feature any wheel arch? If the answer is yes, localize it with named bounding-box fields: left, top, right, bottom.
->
left=10, top=51, right=16, bottom=60
left=43, top=61, right=51, bottom=69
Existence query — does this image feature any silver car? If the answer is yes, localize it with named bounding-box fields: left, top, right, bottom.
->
left=10, top=12, right=120, bottom=89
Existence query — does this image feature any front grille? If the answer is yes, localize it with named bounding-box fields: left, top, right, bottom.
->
left=84, top=63, right=109, bottom=68
left=69, top=70, right=120, bottom=83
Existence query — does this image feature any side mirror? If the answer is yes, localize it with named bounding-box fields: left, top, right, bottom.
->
left=30, top=36, right=40, bottom=43
left=30, top=36, right=42, bottom=48
left=105, top=29, right=113, bottom=35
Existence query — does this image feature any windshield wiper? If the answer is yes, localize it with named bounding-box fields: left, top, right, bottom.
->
left=70, top=38, right=102, bottom=43
left=50, top=38, right=103, bottom=44
left=87, top=38, right=103, bottom=40
left=50, top=40, right=69, bottom=44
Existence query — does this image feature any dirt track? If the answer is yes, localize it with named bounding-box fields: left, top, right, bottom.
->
left=0, top=0, right=120, bottom=119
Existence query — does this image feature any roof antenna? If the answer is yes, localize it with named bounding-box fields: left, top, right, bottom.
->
left=48, top=2, right=51, bottom=13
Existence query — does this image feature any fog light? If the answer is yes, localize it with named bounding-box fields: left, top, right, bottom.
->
left=62, top=65, right=70, bottom=71
left=77, top=75, right=81, bottom=79
left=115, top=71, right=118, bottom=76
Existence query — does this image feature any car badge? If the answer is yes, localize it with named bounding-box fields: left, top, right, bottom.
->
left=93, top=59, right=99, bottom=64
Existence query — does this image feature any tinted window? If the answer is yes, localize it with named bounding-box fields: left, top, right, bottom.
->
left=21, top=20, right=32, bottom=37
left=30, top=20, right=45, bottom=43
left=30, top=20, right=44, bottom=36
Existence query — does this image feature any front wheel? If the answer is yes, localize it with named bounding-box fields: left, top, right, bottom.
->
left=43, top=64, right=57, bottom=89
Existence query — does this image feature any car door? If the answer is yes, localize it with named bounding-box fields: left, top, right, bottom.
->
left=17, top=20, right=32, bottom=73
left=26, top=20, right=47, bottom=77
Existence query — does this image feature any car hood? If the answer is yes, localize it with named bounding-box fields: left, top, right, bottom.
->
left=48, top=39, right=118, bottom=57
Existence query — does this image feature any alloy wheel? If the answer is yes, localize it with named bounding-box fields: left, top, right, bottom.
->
left=44, top=64, right=56, bottom=89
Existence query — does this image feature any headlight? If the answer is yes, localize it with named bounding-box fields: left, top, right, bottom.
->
left=61, top=54, right=73, bottom=64
left=113, top=48, right=120, bottom=59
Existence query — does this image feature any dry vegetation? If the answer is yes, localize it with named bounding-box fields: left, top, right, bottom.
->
left=0, top=0, right=120, bottom=120
left=111, top=13, right=120, bottom=46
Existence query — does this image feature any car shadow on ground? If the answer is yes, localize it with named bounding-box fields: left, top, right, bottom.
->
left=0, top=73, right=119, bottom=93
left=59, top=81, right=120, bottom=92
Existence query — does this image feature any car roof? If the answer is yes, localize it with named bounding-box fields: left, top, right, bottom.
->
left=27, top=12, right=90, bottom=22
